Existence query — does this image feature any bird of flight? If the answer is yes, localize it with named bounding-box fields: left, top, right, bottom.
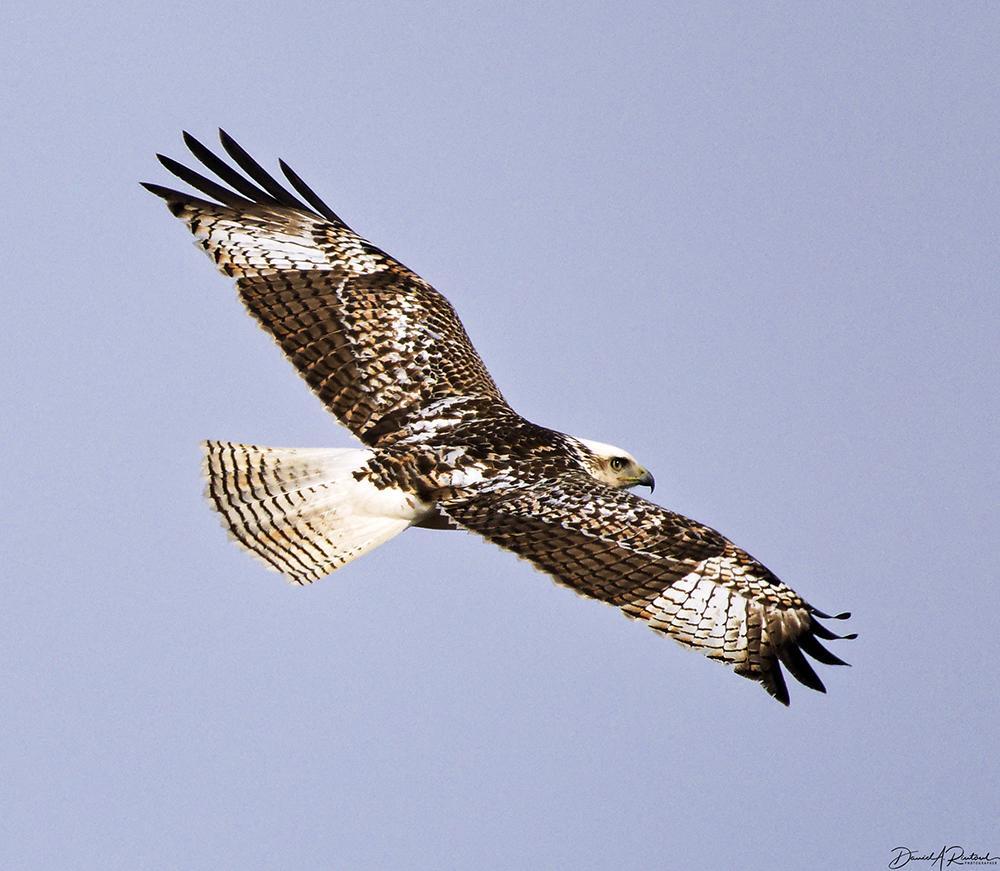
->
left=144, top=130, right=854, bottom=705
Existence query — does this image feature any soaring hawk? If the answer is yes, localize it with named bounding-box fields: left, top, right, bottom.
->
left=144, top=130, right=854, bottom=705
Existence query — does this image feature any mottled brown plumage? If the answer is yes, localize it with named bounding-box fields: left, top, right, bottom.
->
left=145, top=130, right=854, bottom=705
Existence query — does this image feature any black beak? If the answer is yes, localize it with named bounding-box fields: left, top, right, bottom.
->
left=637, top=470, right=655, bottom=493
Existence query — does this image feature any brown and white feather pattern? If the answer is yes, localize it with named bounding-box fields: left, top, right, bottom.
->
left=144, top=134, right=507, bottom=448
left=145, top=130, right=854, bottom=705
left=439, top=472, right=847, bottom=704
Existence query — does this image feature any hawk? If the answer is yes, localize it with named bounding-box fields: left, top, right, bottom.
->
left=144, top=130, right=854, bottom=705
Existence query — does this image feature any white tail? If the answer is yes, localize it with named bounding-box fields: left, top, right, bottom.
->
left=201, top=441, right=427, bottom=584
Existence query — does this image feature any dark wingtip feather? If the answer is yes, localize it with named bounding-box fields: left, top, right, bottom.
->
left=140, top=181, right=176, bottom=198
left=810, top=609, right=857, bottom=641
left=811, top=621, right=842, bottom=641
left=155, top=153, right=254, bottom=208
left=217, top=129, right=310, bottom=211
left=141, top=181, right=230, bottom=218
left=798, top=632, right=850, bottom=667
left=149, top=129, right=342, bottom=223
left=182, top=130, right=280, bottom=205
left=762, top=662, right=791, bottom=706
left=812, top=607, right=852, bottom=620
left=778, top=643, right=827, bottom=694
left=278, top=158, right=345, bottom=225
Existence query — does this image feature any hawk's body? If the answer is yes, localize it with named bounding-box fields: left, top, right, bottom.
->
left=145, top=130, right=854, bottom=705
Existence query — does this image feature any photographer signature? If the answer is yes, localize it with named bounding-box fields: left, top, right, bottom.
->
left=889, top=846, right=998, bottom=870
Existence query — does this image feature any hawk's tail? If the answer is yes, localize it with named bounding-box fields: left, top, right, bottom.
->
left=201, top=441, right=421, bottom=584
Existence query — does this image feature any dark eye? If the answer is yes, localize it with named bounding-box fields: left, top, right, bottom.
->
left=610, top=457, right=628, bottom=471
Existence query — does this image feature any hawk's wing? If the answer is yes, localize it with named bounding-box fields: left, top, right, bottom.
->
left=143, top=130, right=510, bottom=446
left=442, top=473, right=854, bottom=704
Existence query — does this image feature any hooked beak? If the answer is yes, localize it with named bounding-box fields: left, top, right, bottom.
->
left=635, top=468, right=655, bottom=493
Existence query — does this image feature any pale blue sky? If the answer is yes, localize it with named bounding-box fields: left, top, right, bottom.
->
left=3, top=2, right=998, bottom=869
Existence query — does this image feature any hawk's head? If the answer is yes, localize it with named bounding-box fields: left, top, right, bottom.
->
left=576, top=438, right=655, bottom=493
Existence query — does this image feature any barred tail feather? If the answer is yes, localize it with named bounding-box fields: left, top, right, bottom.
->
left=201, top=441, right=423, bottom=584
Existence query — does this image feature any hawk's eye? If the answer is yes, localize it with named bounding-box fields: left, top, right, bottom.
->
left=610, top=457, right=628, bottom=471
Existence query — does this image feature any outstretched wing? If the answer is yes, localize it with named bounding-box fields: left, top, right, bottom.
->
left=443, top=473, right=854, bottom=705
left=143, top=130, right=510, bottom=446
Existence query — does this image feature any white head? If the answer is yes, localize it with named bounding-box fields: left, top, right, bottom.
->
left=576, top=437, right=655, bottom=492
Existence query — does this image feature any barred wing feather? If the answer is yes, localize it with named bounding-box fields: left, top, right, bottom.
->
left=443, top=474, right=853, bottom=705
left=143, top=130, right=509, bottom=446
